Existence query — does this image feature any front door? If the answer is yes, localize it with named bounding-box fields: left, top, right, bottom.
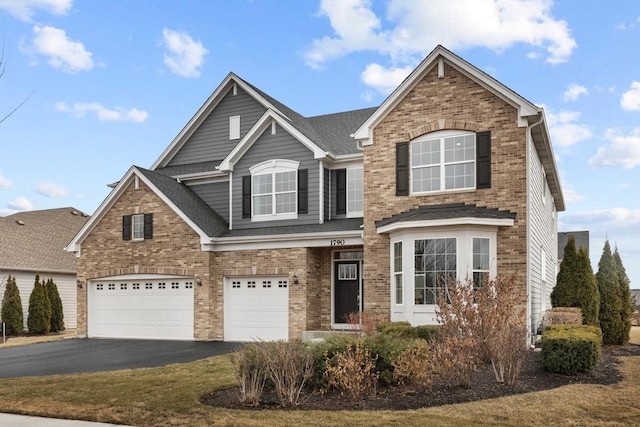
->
left=334, top=261, right=360, bottom=324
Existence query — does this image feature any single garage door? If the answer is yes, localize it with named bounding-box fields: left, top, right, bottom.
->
left=88, top=276, right=194, bottom=340
left=224, top=276, right=289, bottom=342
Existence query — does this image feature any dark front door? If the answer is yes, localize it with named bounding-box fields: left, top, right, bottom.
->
left=334, top=261, right=360, bottom=324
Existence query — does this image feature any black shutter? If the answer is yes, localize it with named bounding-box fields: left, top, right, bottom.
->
left=122, top=215, right=132, bottom=240
left=242, top=176, right=251, bottom=218
left=298, top=169, right=308, bottom=214
left=143, top=213, right=153, bottom=239
left=396, top=142, right=409, bottom=196
left=336, top=169, right=346, bottom=215
left=476, top=131, right=491, bottom=189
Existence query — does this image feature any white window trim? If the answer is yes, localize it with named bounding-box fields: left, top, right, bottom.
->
left=132, top=214, right=144, bottom=241
left=230, top=115, right=240, bottom=140
left=393, top=241, right=403, bottom=306
left=471, top=236, right=491, bottom=289
left=346, top=167, right=363, bottom=218
left=413, top=236, right=458, bottom=306
left=410, top=130, right=476, bottom=195
left=249, top=159, right=299, bottom=222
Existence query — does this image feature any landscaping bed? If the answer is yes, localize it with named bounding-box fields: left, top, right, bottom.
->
left=201, top=343, right=640, bottom=411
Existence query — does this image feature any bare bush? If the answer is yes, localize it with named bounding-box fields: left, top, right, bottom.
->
left=261, top=340, right=314, bottom=407
left=346, top=311, right=380, bottom=338
left=543, top=307, right=583, bottom=328
left=230, top=343, right=267, bottom=406
left=392, top=339, right=433, bottom=391
left=324, top=341, right=378, bottom=400
left=430, top=334, right=477, bottom=388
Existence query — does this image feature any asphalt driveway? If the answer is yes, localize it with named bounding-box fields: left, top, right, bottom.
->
left=0, top=338, right=238, bottom=378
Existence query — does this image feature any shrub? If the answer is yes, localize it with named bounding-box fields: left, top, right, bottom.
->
left=613, top=247, right=632, bottom=344
left=430, top=334, right=476, bottom=388
left=346, top=311, right=381, bottom=338
left=392, top=339, right=433, bottom=391
left=376, top=321, right=418, bottom=339
left=310, top=334, right=357, bottom=389
left=45, top=278, right=65, bottom=333
left=324, top=341, right=378, bottom=400
left=27, top=274, right=50, bottom=334
left=260, top=340, right=314, bottom=407
left=230, top=343, right=268, bottom=406
left=541, top=325, right=602, bottom=375
left=415, top=325, right=441, bottom=343
left=1, top=275, right=24, bottom=335
left=597, top=241, right=626, bottom=345
left=543, top=307, right=583, bottom=327
left=362, top=333, right=414, bottom=386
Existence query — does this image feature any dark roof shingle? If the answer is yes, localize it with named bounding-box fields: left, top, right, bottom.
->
left=376, top=203, right=516, bottom=229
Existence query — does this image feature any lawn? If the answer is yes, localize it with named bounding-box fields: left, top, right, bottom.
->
left=0, top=329, right=638, bottom=426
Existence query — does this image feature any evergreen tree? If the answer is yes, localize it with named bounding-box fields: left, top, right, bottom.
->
left=575, top=247, right=600, bottom=326
left=551, top=236, right=579, bottom=308
left=613, top=247, right=632, bottom=344
left=27, top=274, right=50, bottom=334
left=1, top=275, right=24, bottom=335
left=45, top=278, right=65, bottom=332
left=596, top=240, right=625, bottom=344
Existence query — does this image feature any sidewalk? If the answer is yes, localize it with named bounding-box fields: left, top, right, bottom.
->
left=0, top=413, right=133, bottom=426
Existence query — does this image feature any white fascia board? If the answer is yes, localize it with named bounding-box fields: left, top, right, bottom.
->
left=323, top=153, right=364, bottom=169
left=218, top=110, right=327, bottom=172
left=65, top=167, right=211, bottom=256
left=353, top=45, right=541, bottom=145
left=376, top=217, right=515, bottom=234
left=534, top=110, right=565, bottom=212
left=173, top=171, right=226, bottom=182
left=151, top=73, right=292, bottom=170
left=202, top=230, right=363, bottom=252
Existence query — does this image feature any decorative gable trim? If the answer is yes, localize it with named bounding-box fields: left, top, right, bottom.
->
left=217, top=110, right=328, bottom=172
left=64, top=167, right=210, bottom=256
left=151, top=73, right=293, bottom=170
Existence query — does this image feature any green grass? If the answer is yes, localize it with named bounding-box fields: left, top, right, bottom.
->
left=0, top=329, right=639, bottom=426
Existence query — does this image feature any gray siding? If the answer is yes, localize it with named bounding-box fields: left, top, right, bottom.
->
left=168, top=86, right=267, bottom=166
left=232, top=124, right=319, bottom=229
left=189, top=181, right=229, bottom=222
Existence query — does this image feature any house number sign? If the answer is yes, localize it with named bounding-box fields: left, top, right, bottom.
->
left=330, top=239, right=346, bottom=246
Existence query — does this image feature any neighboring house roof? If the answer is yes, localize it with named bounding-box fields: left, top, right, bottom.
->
left=353, top=44, right=564, bottom=213
left=0, top=207, right=89, bottom=273
left=376, top=203, right=516, bottom=234
left=558, top=231, right=589, bottom=260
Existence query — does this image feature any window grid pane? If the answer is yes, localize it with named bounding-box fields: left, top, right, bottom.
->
left=414, top=238, right=456, bottom=304
left=347, top=168, right=363, bottom=213
left=472, top=237, right=490, bottom=289
left=394, top=242, right=403, bottom=305
left=132, top=214, right=144, bottom=240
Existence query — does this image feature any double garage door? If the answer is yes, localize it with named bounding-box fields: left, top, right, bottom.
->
left=88, top=275, right=288, bottom=341
left=88, top=276, right=194, bottom=340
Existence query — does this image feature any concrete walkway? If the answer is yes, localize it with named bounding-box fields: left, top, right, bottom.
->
left=0, top=413, right=133, bottom=426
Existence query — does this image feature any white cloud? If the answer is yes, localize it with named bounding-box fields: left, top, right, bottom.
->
left=37, top=181, right=68, bottom=198
left=0, top=0, right=71, bottom=22
left=588, top=128, right=640, bottom=169
left=305, top=0, right=577, bottom=72
left=56, top=102, right=148, bottom=123
left=162, top=28, right=208, bottom=78
left=561, top=181, right=584, bottom=204
left=0, top=171, right=12, bottom=189
left=621, top=81, right=640, bottom=111
left=563, top=83, right=588, bottom=102
left=361, top=63, right=413, bottom=94
left=26, top=25, right=93, bottom=73
left=562, top=208, right=640, bottom=230
left=7, top=196, right=34, bottom=211
left=545, top=109, right=592, bottom=147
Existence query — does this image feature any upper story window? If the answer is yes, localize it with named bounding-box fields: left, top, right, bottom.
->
left=411, top=131, right=475, bottom=193
left=229, top=115, right=240, bottom=140
left=347, top=167, right=363, bottom=217
left=122, top=213, right=153, bottom=241
left=246, top=159, right=301, bottom=222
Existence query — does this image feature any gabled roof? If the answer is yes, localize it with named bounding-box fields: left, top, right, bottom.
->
left=353, top=44, right=564, bottom=212
left=376, top=203, right=516, bottom=234
left=0, top=207, right=89, bottom=273
left=65, top=166, right=228, bottom=254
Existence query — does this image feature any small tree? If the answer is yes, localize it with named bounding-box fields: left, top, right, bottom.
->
left=1, top=275, right=24, bottom=335
left=613, top=247, right=632, bottom=344
left=551, top=236, right=580, bottom=308
left=596, top=241, right=624, bottom=345
left=575, top=247, right=600, bottom=326
left=45, top=278, right=65, bottom=332
left=27, top=274, right=50, bottom=334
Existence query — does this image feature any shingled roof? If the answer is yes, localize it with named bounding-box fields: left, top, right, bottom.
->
left=0, top=207, right=90, bottom=273
left=376, top=203, right=516, bottom=229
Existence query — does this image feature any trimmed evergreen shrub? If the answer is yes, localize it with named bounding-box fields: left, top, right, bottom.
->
left=27, top=273, right=51, bottom=334
left=45, top=278, right=65, bottom=332
left=613, top=247, right=632, bottom=344
left=597, top=241, right=625, bottom=345
left=1, top=275, right=24, bottom=335
left=575, top=247, right=600, bottom=326
left=376, top=322, right=441, bottom=343
left=541, top=325, right=602, bottom=375
left=415, top=325, right=441, bottom=343
left=551, top=236, right=579, bottom=307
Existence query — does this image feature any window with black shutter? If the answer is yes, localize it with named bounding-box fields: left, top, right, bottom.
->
left=476, top=131, right=491, bottom=189
left=122, top=215, right=132, bottom=240
left=336, top=169, right=346, bottom=215
left=242, top=175, right=251, bottom=218
left=298, top=169, right=308, bottom=214
left=396, top=142, right=409, bottom=196
left=143, top=213, right=153, bottom=239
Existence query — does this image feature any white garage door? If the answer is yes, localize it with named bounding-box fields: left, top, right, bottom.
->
left=88, top=276, right=194, bottom=340
left=224, top=277, right=289, bottom=342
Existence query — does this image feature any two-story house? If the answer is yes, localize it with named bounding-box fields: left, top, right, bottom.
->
left=66, top=45, right=563, bottom=341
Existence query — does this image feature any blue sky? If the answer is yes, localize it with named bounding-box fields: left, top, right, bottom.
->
left=0, top=0, right=638, bottom=287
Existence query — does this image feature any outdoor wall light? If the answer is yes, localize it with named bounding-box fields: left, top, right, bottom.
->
left=195, top=275, right=202, bottom=286
left=292, top=274, right=299, bottom=285
left=76, top=280, right=83, bottom=289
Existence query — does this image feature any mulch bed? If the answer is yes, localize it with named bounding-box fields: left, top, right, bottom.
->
left=201, top=344, right=640, bottom=411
